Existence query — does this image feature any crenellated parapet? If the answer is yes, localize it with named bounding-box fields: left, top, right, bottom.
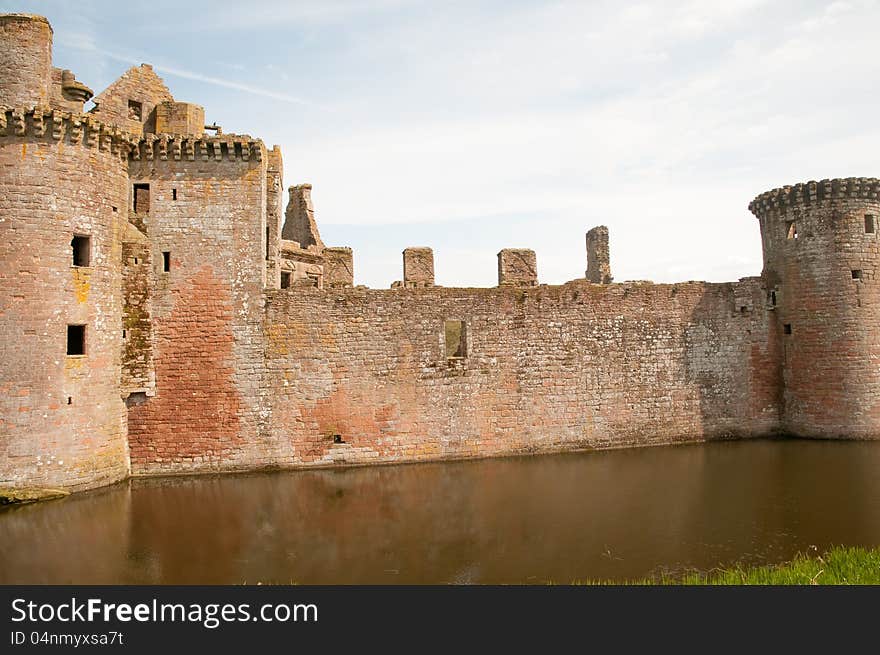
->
left=0, top=107, right=267, bottom=164
left=0, top=105, right=138, bottom=158
left=748, top=177, right=880, bottom=215
left=129, top=133, right=264, bottom=162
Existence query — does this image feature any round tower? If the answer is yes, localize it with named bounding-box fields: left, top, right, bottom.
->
left=0, top=13, right=53, bottom=107
left=749, top=178, right=880, bottom=439
left=0, top=16, right=133, bottom=493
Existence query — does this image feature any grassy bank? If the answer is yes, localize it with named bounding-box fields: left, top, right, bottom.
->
left=605, top=546, right=880, bottom=585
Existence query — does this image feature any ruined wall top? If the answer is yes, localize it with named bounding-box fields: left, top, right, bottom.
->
left=0, top=13, right=51, bottom=30
left=282, top=183, right=325, bottom=249
left=749, top=178, right=880, bottom=216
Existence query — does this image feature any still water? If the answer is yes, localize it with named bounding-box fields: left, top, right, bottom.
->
left=3, top=439, right=880, bottom=584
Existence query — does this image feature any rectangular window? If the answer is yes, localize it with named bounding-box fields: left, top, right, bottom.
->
left=786, top=221, right=798, bottom=239
left=280, top=272, right=291, bottom=289
left=67, top=325, right=85, bottom=356
left=162, top=251, right=170, bottom=272
left=133, top=183, right=150, bottom=214
left=445, top=320, right=467, bottom=358
left=172, top=188, right=178, bottom=201
left=128, top=99, right=143, bottom=121
left=783, top=323, right=792, bottom=335
left=71, top=235, right=90, bottom=267
left=866, top=215, right=875, bottom=234
left=852, top=269, right=863, bottom=280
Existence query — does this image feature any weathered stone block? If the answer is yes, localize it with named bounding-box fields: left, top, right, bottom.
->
left=324, top=247, right=354, bottom=288
left=497, top=248, right=537, bottom=286
left=155, top=101, right=205, bottom=136
left=403, top=247, right=434, bottom=287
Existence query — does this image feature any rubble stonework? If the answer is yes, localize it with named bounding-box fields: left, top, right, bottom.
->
left=402, top=247, right=435, bottom=287
left=585, top=226, right=612, bottom=284
left=1, top=14, right=878, bottom=495
left=498, top=249, right=538, bottom=286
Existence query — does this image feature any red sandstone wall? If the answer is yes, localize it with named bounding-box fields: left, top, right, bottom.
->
left=752, top=180, right=880, bottom=438
left=0, top=110, right=131, bottom=490
left=126, top=142, right=268, bottom=474
left=89, top=64, right=173, bottom=135
left=259, top=278, right=780, bottom=468
left=0, top=14, right=52, bottom=108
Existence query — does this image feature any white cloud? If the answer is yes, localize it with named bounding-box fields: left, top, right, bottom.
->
left=25, top=0, right=880, bottom=287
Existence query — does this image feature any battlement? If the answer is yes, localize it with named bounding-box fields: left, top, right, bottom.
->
left=130, top=133, right=265, bottom=162
left=748, top=177, right=880, bottom=216
left=0, top=105, right=137, bottom=157
left=0, top=106, right=259, bottom=163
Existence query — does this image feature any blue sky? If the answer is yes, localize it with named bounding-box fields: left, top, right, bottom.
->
left=5, top=0, right=880, bottom=287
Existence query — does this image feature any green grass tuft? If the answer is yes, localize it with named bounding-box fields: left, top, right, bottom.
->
left=579, top=546, right=880, bottom=585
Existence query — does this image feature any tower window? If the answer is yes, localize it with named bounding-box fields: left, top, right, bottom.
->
left=783, top=324, right=792, bottom=335
left=172, top=188, right=178, bottom=201
left=768, top=290, right=777, bottom=307
left=71, top=235, right=90, bottom=267
left=128, top=99, right=143, bottom=121
left=866, top=215, right=875, bottom=234
left=280, top=272, right=291, bottom=289
left=162, top=251, right=171, bottom=272
left=445, top=320, right=467, bottom=358
left=67, top=325, right=85, bottom=356
left=786, top=221, right=798, bottom=239
left=852, top=269, right=863, bottom=280
left=133, top=183, right=150, bottom=214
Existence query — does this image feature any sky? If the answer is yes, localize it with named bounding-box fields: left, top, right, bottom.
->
left=5, top=0, right=880, bottom=288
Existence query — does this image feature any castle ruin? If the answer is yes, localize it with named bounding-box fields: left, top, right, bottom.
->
left=2, top=14, right=879, bottom=495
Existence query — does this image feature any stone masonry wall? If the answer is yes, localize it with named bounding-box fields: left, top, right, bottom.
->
left=154, top=102, right=204, bottom=137
left=751, top=178, right=880, bottom=438
left=498, top=248, right=537, bottom=286
left=0, top=14, right=52, bottom=108
left=125, top=140, right=268, bottom=475
left=586, top=226, right=612, bottom=284
left=120, top=222, right=154, bottom=396
left=259, top=278, right=780, bottom=469
left=0, top=109, right=131, bottom=491
left=89, top=64, right=173, bottom=136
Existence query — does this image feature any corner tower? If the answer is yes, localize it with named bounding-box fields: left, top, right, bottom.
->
left=749, top=178, right=880, bottom=438
left=0, top=14, right=132, bottom=492
left=0, top=14, right=52, bottom=107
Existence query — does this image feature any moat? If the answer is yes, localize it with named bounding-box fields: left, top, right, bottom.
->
left=2, top=439, right=880, bottom=584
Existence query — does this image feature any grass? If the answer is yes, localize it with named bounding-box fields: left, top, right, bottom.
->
left=588, top=546, right=880, bottom=585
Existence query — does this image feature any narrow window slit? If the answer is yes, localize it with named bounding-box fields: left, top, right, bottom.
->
left=162, top=251, right=170, bottom=272
left=866, top=215, right=875, bottom=234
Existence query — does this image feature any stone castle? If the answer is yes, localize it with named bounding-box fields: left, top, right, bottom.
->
left=1, top=14, right=878, bottom=496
